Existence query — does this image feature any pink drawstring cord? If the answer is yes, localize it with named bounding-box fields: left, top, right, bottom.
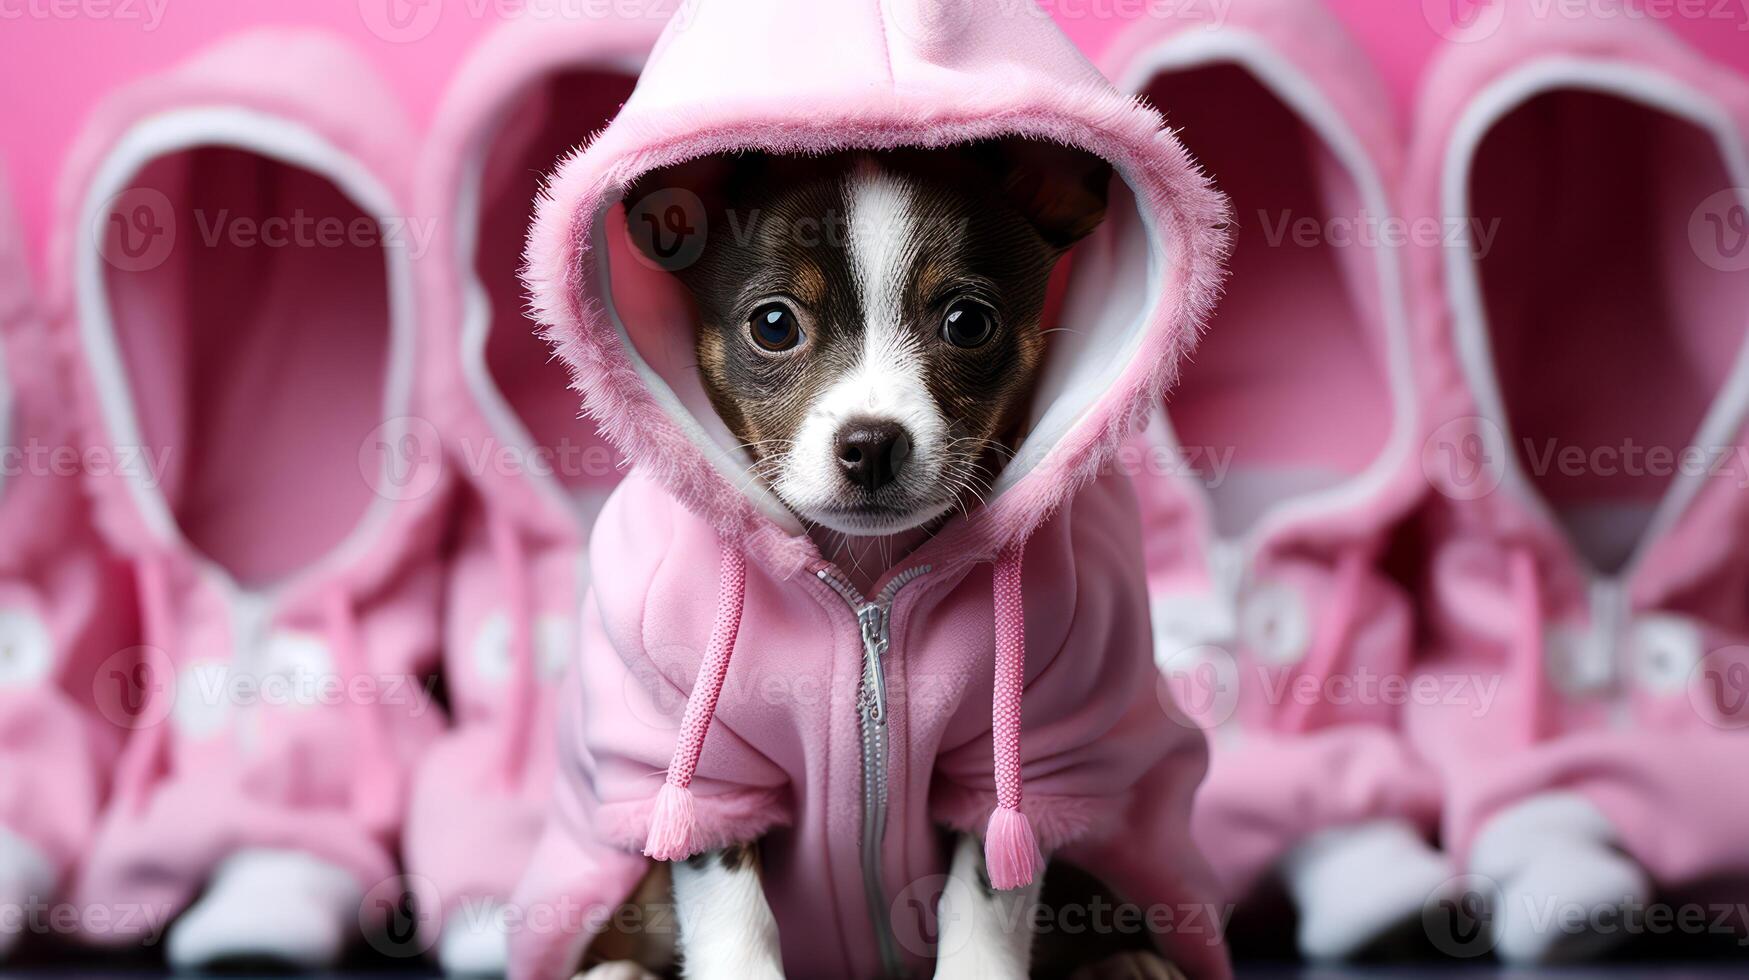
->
left=1276, top=548, right=1369, bottom=734
left=116, top=554, right=175, bottom=808
left=486, top=513, right=537, bottom=787
left=985, top=542, right=1041, bottom=891
left=326, top=589, right=400, bottom=839
left=1507, top=548, right=1550, bottom=745
left=644, top=543, right=748, bottom=861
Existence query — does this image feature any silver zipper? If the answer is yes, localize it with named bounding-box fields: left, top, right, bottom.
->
left=817, top=564, right=930, bottom=979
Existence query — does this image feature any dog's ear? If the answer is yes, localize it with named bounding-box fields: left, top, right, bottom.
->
left=971, top=138, right=1113, bottom=249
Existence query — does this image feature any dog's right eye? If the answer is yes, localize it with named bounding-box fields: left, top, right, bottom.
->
left=748, top=301, right=804, bottom=352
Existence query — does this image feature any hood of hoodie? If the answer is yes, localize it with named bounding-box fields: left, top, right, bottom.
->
left=0, top=159, right=76, bottom=562
left=1093, top=5, right=1440, bottom=899
left=50, top=35, right=450, bottom=931
left=524, top=0, right=1231, bottom=576
left=51, top=29, right=436, bottom=596
left=421, top=14, right=664, bottom=537
left=1409, top=1, right=1749, bottom=628
left=1102, top=0, right=1422, bottom=567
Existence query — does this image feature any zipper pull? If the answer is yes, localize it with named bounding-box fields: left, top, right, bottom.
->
left=859, top=604, right=883, bottom=649
left=858, top=604, right=888, bottom=722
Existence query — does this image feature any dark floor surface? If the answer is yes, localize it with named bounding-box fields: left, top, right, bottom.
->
left=2, top=968, right=1747, bottom=979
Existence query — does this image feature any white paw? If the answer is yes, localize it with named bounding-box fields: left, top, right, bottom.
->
left=1283, top=819, right=1453, bottom=961
left=438, top=902, right=510, bottom=976
left=0, top=826, right=57, bottom=961
left=577, top=963, right=661, bottom=980
left=165, top=849, right=362, bottom=970
left=1492, top=840, right=1651, bottom=965
left=1471, top=792, right=1617, bottom=881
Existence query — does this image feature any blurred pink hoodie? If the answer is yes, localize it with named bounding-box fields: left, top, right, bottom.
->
left=1405, top=0, right=1749, bottom=940
left=1101, top=0, right=1445, bottom=959
left=505, top=0, right=1235, bottom=977
left=0, top=160, right=135, bottom=955
left=48, top=31, right=450, bottom=945
left=406, top=13, right=661, bottom=968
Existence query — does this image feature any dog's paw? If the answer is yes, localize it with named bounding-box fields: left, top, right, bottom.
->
left=1070, top=951, right=1187, bottom=980
left=576, top=962, right=661, bottom=980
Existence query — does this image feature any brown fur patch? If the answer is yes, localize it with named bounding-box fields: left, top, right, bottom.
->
left=582, top=862, right=677, bottom=976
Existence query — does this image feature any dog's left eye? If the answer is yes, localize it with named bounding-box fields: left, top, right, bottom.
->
left=941, top=299, right=997, bottom=349
left=748, top=301, right=804, bottom=352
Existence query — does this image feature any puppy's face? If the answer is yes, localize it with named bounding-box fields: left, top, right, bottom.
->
left=630, top=142, right=1110, bottom=535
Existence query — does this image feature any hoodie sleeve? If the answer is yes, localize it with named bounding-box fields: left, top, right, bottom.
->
left=509, top=483, right=796, bottom=980
left=556, top=476, right=794, bottom=856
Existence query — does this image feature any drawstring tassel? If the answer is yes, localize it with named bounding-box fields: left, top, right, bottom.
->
left=644, top=544, right=748, bottom=861
left=644, top=781, right=700, bottom=862
left=985, top=805, right=1042, bottom=891
left=985, top=542, right=1042, bottom=890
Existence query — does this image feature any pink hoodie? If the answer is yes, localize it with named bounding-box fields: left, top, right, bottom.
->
left=506, top=1, right=1235, bottom=978
left=1405, top=1, right=1749, bottom=887
left=1101, top=0, right=1440, bottom=908
left=0, top=158, right=135, bottom=937
left=405, top=13, right=661, bottom=948
left=48, top=31, right=451, bottom=936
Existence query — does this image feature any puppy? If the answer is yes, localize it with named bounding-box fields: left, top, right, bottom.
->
left=601, top=142, right=1178, bottom=979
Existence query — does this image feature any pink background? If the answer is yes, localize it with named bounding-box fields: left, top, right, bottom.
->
left=3, top=0, right=1747, bottom=278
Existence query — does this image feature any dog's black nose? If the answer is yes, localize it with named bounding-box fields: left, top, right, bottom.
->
left=834, top=419, right=911, bottom=493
